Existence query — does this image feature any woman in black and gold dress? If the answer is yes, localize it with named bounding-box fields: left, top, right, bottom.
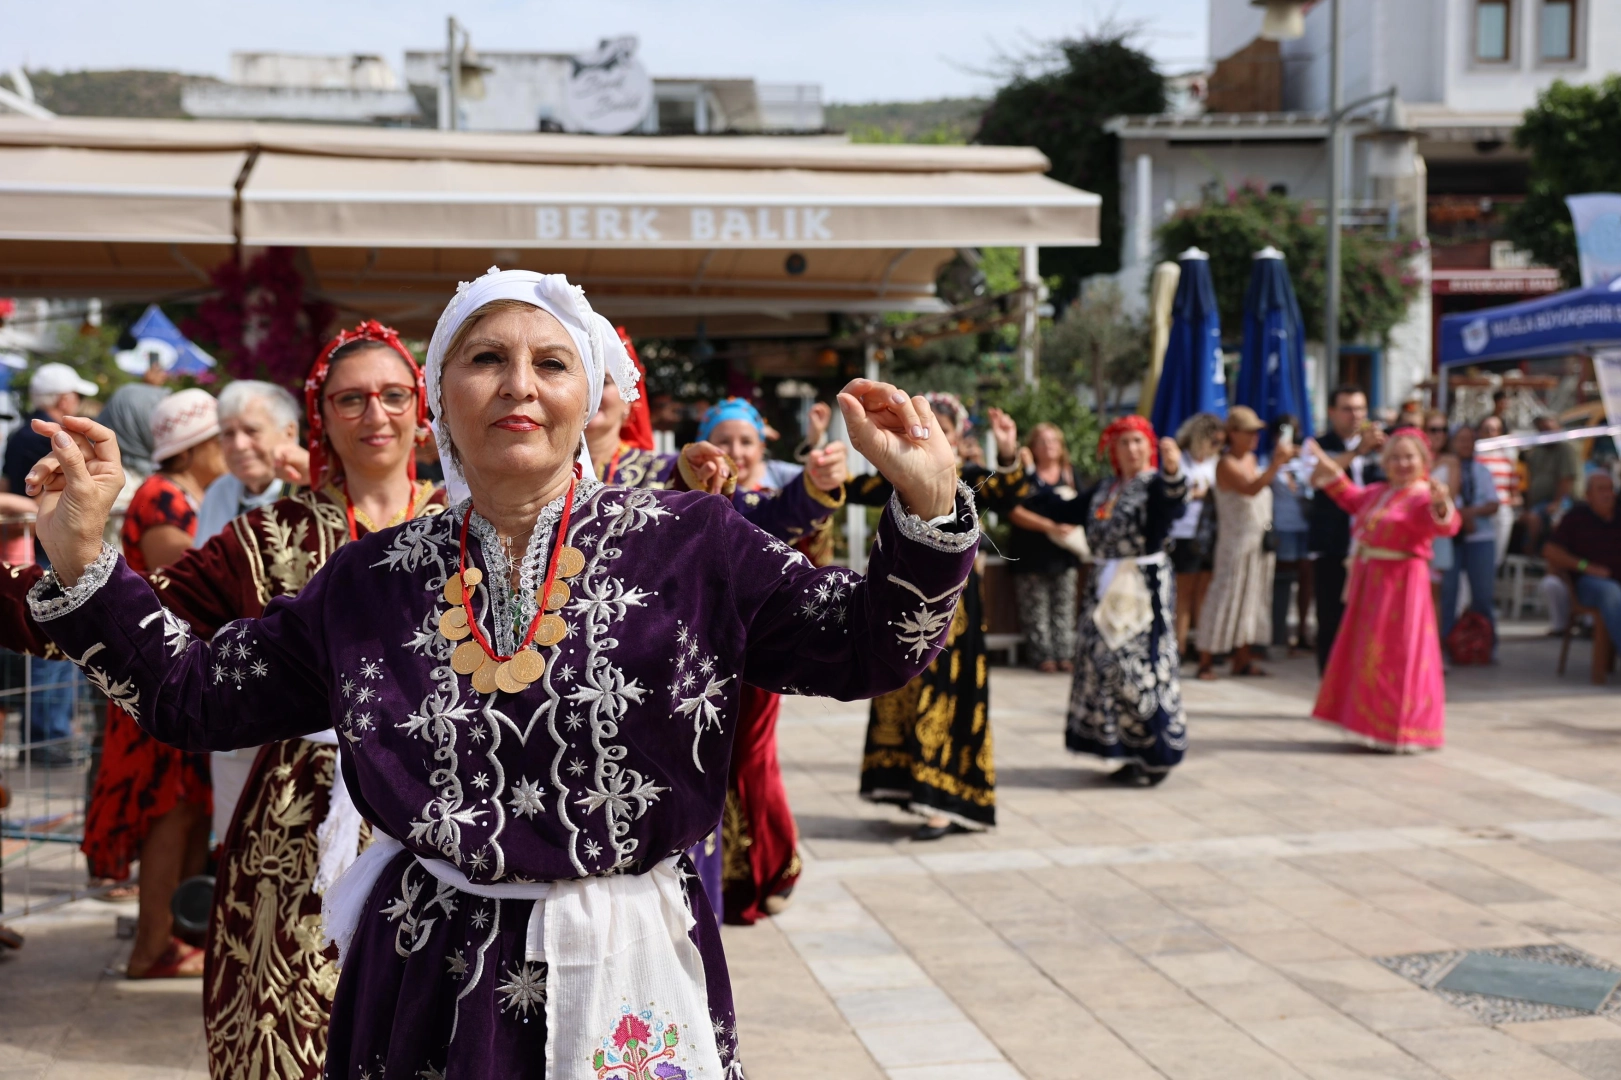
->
left=848, top=394, right=1025, bottom=839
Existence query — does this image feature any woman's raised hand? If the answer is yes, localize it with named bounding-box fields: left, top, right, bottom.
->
left=806, top=440, right=847, bottom=492
left=271, top=444, right=312, bottom=486
left=1159, top=437, right=1182, bottom=476
left=987, top=407, right=1018, bottom=464
left=837, top=379, right=957, bottom=520
left=1302, top=438, right=1342, bottom=489
left=678, top=440, right=736, bottom=494
left=23, top=415, right=124, bottom=586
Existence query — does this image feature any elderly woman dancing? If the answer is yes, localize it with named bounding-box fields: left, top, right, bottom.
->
left=1034, top=416, right=1187, bottom=786
left=20, top=269, right=976, bottom=1080
left=1307, top=427, right=1459, bottom=751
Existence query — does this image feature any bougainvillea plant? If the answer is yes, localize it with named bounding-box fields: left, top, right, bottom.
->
left=184, top=247, right=335, bottom=387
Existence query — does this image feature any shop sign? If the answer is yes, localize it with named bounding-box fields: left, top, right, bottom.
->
left=1432, top=269, right=1562, bottom=295
left=535, top=206, right=835, bottom=244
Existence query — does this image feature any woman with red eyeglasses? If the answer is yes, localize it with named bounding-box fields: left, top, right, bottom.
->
left=0, top=321, right=445, bottom=1078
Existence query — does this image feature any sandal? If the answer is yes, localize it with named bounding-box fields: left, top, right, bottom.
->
left=127, top=938, right=204, bottom=979
left=1233, top=663, right=1270, bottom=677
left=1196, top=665, right=1218, bottom=681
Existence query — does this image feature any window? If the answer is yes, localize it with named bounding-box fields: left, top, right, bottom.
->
left=1540, top=0, right=1576, bottom=61
left=1476, top=0, right=1511, bottom=62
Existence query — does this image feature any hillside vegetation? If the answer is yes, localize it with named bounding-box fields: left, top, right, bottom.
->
left=825, top=98, right=986, bottom=144
left=17, top=69, right=220, bottom=118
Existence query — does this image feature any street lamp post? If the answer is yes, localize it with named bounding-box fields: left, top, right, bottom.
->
left=445, top=16, right=461, bottom=132
left=1255, top=0, right=1341, bottom=388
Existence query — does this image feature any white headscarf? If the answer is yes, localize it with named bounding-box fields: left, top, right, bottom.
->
left=424, top=267, right=641, bottom=503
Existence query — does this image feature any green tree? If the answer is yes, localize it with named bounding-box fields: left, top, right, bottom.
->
left=974, top=30, right=1167, bottom=303
left=1041, top=279, right=1150, bottom=409
left=1156, top=186, right=1421, bottom=346
left=1506, top=76, right=1621, bottom=287
left=31, top=322, right=132, bottom=401
left=987, top=378, right=1102, bottom=479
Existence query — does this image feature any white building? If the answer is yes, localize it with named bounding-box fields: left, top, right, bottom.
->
left=182, top=52, right=423, bottom=125
left=400, top=48, right=823, bottom=135
left=1112, top=0, right=1621, bottom=410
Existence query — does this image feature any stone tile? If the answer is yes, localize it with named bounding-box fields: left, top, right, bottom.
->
left=1095, top=1004, right=1312, bottom=1080
left=1149, top=949, right=1273, bottom=988
left=1536, top=1041, right=1621, bottom=1080
left=1504, top=1017, right=1621, bottom=1045
left=1276, top=959, right=1420, bottom=999
left=833, top=985, right=964, bottom=1027
left=1238, top=1014, right=1412, bottom=1063
left=852, top=1019, right=1004, bottom=1069
left=804, top=954, right=934, bottom=994
left=1334, top=990, right=1478, bottom=1032
left=885, top=1064, right=1024, bottom=1080
left=1387, top=1025, right=1590, bottom=1079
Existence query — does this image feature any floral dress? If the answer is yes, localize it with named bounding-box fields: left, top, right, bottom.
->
left=1054, top=470, right=1189, bottom=772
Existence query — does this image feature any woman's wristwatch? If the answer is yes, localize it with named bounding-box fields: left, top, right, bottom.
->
left=1579, top=558, right=1591, bottom=574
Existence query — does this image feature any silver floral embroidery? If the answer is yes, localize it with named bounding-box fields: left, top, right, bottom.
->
left=139, top=606, right=193, bottom=657
left=672, top=622, right=731, bottom=771
left=496, top=960, right=547, bottom=1018
left=63, top=641, right=140, bottom=719
left=886, top=576, right=963, bottom=661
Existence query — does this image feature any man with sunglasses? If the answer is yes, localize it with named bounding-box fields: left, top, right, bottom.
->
left=1307, top=385, right=1385, bottom=672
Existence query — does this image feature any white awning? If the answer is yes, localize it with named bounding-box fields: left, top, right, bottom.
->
left=0, top=117, right=1099, bottom=336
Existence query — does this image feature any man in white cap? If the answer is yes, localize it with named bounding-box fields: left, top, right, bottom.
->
left=1, top=361, right=97, bottom=765
left=4, top=363, right=98, bottom=502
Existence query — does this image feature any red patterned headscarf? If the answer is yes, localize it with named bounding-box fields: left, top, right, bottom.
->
left=1099, top=415, right=1159, bottom=476
left=616, top=326, right=654, bottom=452
left=302, top=320, right=428, bottom=488
left=1385, top=426, right=1432, bottom=475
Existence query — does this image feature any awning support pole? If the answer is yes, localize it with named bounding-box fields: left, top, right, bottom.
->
left=845, top=337, right=881, bottom=574
left=231, top=147, right=261, bottom=269
left=1020, top=245, right=1040, bottom=386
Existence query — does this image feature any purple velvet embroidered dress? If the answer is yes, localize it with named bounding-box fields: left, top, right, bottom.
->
left=28, top=474, right=976, bottom=1080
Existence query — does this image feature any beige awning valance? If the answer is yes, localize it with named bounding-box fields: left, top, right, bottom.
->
left=244, top=152, right=1097, bottom=250
left=0, top=117, right=1099, bottom=336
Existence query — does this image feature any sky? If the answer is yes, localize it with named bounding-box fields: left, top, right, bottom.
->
left=5, top=0, right=1210, bottom=103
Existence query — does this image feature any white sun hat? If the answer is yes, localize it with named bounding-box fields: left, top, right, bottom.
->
left=149, top=387, right=221, bottom=464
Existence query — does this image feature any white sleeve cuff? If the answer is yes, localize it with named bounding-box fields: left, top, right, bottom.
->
left=27, top=542, right=118, bottom=622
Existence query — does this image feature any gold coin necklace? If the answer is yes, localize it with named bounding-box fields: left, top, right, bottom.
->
left=446, top=474, right=583, bottom=693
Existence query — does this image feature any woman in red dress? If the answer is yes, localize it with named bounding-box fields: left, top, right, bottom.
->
left=89, top=388, right=225, bottom=977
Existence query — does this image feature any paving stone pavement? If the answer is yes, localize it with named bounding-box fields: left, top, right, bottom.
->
left=7, top=628, right=1621, bottom=1078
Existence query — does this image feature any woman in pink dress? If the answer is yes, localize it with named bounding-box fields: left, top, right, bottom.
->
left=1307, top=427, right=1461, bottom=751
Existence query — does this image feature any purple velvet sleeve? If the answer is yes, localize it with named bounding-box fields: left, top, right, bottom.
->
left=731, top=471, right=842, bottom=544
left=727, top=482, right=978, bottom=700
left=30, top=550, right=334, bottom=752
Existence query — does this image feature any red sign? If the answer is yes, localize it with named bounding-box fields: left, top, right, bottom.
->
left=1432, top=269, right=1563, bottom=295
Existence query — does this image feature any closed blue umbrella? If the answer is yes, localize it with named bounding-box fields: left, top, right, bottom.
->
left=1235, top=247, right=1312, bottom=454
left=1150, top=248, right=1227, bottom=439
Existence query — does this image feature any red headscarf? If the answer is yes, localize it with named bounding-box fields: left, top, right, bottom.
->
left=1385, top=426, right=1432, bottom=474
left=302, top=320, right=428, bottom=489
left=616, top=326, right=654, bottom=452
left=1099, top=415, right=1159, bottom=476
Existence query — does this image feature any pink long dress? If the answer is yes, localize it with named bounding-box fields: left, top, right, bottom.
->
left=1312, top=475, right=1461, bottom=750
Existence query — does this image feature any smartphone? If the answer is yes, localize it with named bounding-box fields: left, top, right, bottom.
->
left=1278, top=423, right=1295, bottom=448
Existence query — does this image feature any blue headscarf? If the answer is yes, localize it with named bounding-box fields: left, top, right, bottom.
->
left=697, top=397, right=766, bottom=443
